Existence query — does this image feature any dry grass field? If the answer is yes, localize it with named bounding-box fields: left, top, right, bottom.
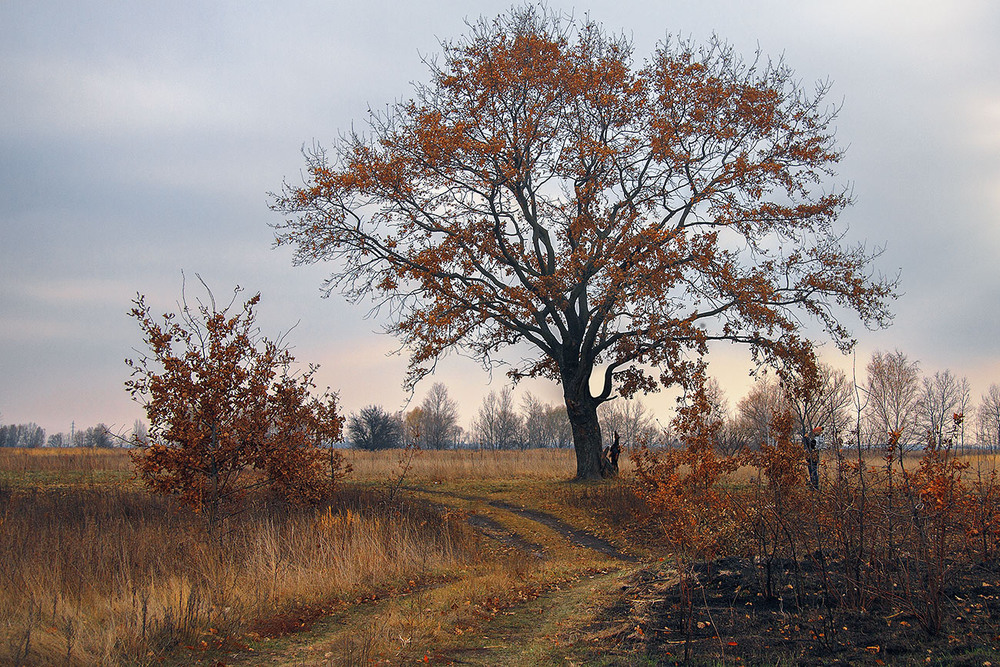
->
left=5, top=446, right=1000, bottom=666
left=0, top=471, right=475, bottom=664
left=344, top=446, right=620, bottom=482
left=0, top=447, right=633, bottom=666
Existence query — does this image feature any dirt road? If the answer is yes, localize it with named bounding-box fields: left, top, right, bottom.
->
left=219, top=486, right=643, bottom=666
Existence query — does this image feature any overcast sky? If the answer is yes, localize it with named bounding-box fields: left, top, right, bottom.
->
left=2, top=1, right=999, bottom=437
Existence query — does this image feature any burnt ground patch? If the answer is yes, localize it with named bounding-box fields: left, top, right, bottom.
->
left=575, top=557, right=1000, bottom=665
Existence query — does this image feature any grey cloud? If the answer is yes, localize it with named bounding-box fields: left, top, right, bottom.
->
left=2, top=0, right=999, bottom=434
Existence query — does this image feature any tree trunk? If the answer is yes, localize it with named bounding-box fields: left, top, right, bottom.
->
left=565, top=393, right=604, bottom=480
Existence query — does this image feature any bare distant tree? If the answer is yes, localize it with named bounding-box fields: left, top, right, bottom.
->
left=957, top=376, right=973, bottom=450
left=403, top=407, right=424, bottom=446
left=917, top=369, right=970, bottom=447
left=598, top=398, right=656, bottom=450
left=521, top=392, right=550, bottom=448
left=83, top=424, right=113, bottom=449
left=736, top=375, right=786, bottom=448
left=821, top=367, right=854, bottom=450
left=419, top=382, right=460, bottom=450
left=976, top=384, right=1000, bottom=451
left=520, top=393, right=574, bottom=448
left=866, top=349, right=921, bottom=449
left=597, top=402, right=626, bottom=448
left=474, top=387, right=523, bottom=450
left=547, top=405, right=573, bottom=448
left=703, top=377, right=729, bottom=423
left=781, top=362, right=854, bottom=447
left=702, top=377, right=744, bottom=454
left=0, top=423, right=46, bottom=448
left=132, top=420, right=149, bottom=447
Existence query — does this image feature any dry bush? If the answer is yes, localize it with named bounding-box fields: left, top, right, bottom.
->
left=0, top=486, right=477, bottom=666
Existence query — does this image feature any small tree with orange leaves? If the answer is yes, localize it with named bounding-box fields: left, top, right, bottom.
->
left=125, top=280, right=346, bottom=524
left=633, top=370, right=740, bottom=659
left=273, top=6, right=895, bottom=479
left=740, top=410, right=812, bottom=603
left=891, top=415, right=971, bottom=635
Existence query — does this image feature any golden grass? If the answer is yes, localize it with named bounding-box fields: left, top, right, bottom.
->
left=344, top=446, right=635, bottom=483
left=0, top=446, right=592, bottom=484
left=0, top=447, right=132, bottom=475
left=346, top=447, right=573, bottom=482
left=0, top=446, right=640, bottom=665
left=0, top=449, right=624, bottom=665
left=959, top=451, right=1000, bottom=469
left=0, top=485, right=481, bottom=666
left=3, top=445, right=995, bottom=483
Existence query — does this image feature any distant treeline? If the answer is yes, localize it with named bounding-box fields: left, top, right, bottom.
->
left=0, top=422, right=116, bottom=448
left=345, top=350, right=1000, bottom=454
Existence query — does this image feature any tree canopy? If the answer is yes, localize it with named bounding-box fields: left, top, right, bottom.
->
left=272, top=6, right=896, bottom=479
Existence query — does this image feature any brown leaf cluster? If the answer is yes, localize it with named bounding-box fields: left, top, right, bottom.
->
left=125, top=284, right=346, bottom=521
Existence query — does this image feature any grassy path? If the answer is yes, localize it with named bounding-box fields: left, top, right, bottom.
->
left=228, top=568, right=633, bottom=667
left=405, top=484, right=638, bottom=562
left=219, top=483, right=643, bottom=666
left=434, top=567, right=632, bottom=666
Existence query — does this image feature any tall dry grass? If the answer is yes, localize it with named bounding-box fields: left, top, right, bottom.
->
left=345, top=447, right=625, bottom=483
left=0, top=484, right=478, bottom=666
left=1, top=446, right=595, bottom=483
left=0, top=447, right=132, bottom=476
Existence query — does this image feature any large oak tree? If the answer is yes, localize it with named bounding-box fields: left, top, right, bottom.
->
left=272, top=7, right=895, bottom=479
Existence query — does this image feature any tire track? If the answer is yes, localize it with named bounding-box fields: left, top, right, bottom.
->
left=464, top=511, right=547, bottom=559
left=407, top=486, right=636, bottom=562
left=487, top=499, right=637, bottom=562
